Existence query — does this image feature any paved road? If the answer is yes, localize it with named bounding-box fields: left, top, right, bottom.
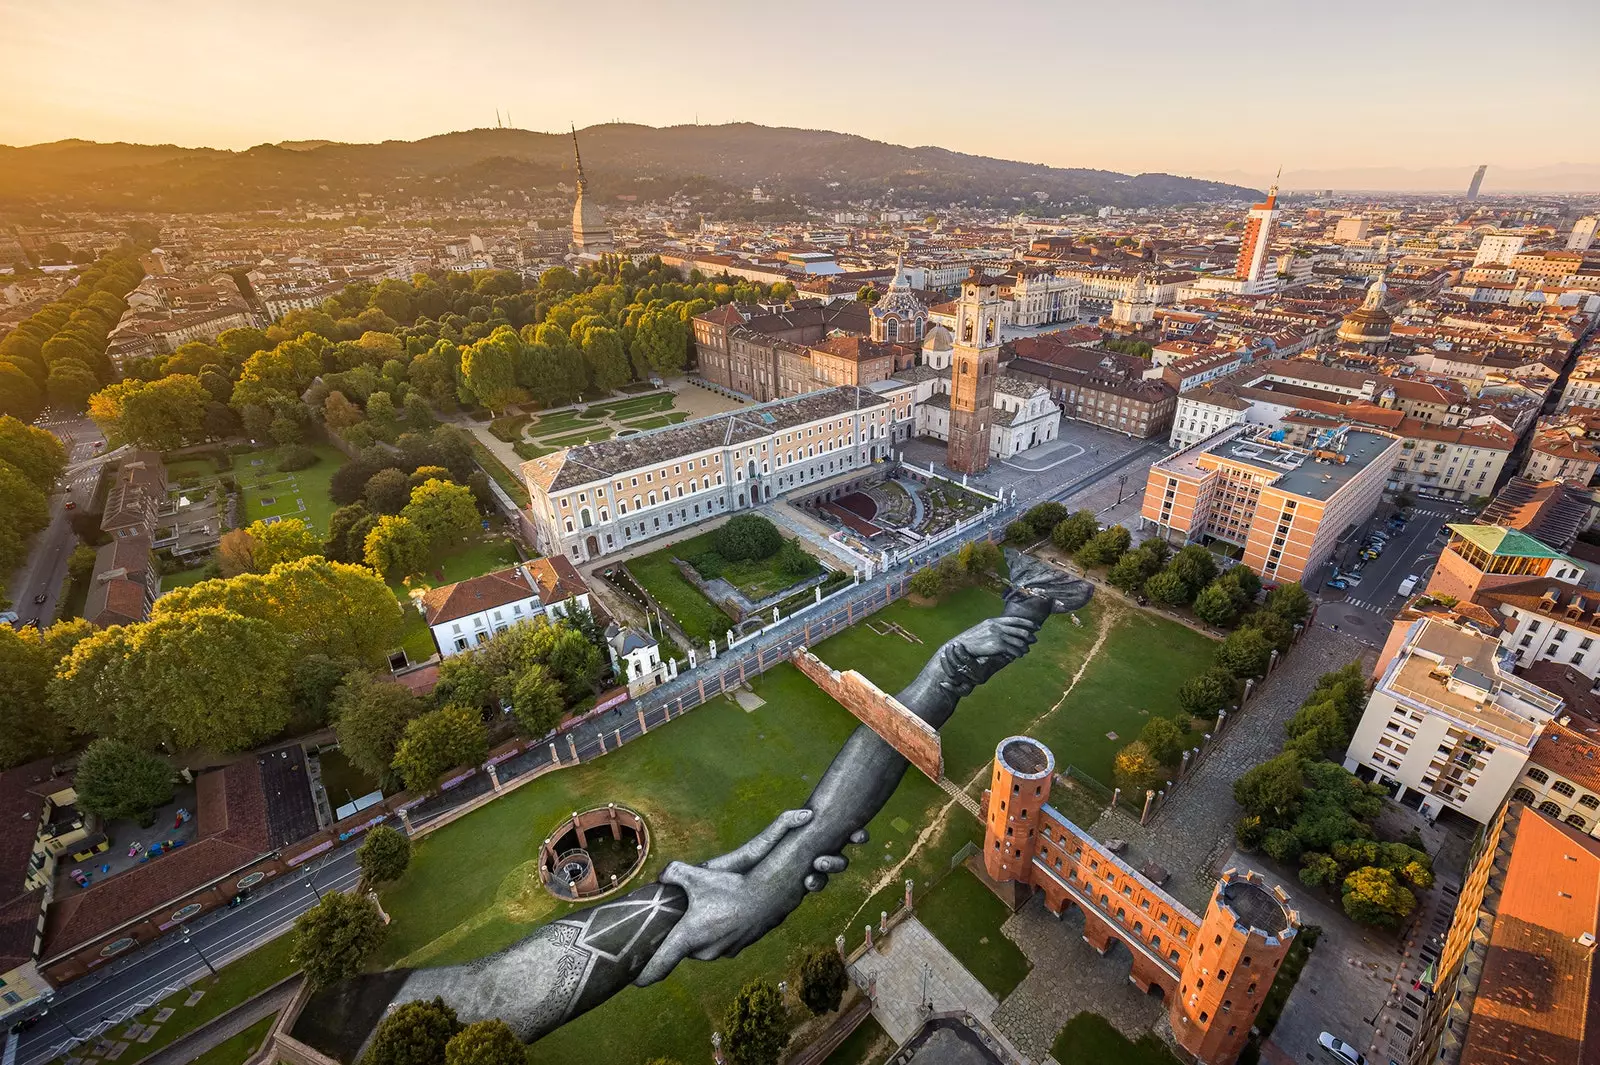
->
left=1313, top=504, right=1457, bottom=645
left=4, top=415, right=108, bottom=626
left=9, top=851, right=359, bottom=1065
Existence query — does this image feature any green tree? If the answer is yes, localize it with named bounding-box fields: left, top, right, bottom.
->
left=580, top=324, right=632, bottom=391
left=357, top=824, right=412, bottom=887
left=1192, top=581, right=1241, bottom=626
left=89, top=374, right=211, bottom=449
left=1050, top=510, right=1099, bottom=553
left=134, top=608, right=294, bottom=750
left=244, top=517, right=323, bottom=571
left=1169, top=545, right=1219, bottom=598
left=797, top=946, right=848, bottom=1015
left=402, top=479, right=479, bottom=550
left=1143, top=568, right=1190, bottom=606
left=1022, top=501, right=1068, bottom=531
left=1216, top=627, right=1273, bottom=677
left=1340, top=866, right=1416, bottom=928
left=0, top=620, right=88, bottom=767
left=72, top=738, right=174, bottom=825
left=461, top=330, right=523, bottom=414
left=856, top=284, right=880, bottom=305
left=1266, top=581, right=1312, bottom=624
left=324, top=390, right=365, bottom=430
left=715, top=514, right=783, bottom=561
left=363, top=998, right=463, bottom=1065
left=631, top=310, right=689, bottom=374
left=910, top=566, right=946, bottom=599
left=332, top=673, right=426, bottom=784
left=444, top=1020, right=524, bottom=1065
left=1139, top=716, right=1187, bottom=766
left=722, top=979, right=790, bottom=1065
left=0, top=414, right=67, bottom=487
left=365, top=467, right=413, bottom=515
left=392, top=704, right=489, bottom=792
left=775, top=539, right=814, bottom=577
left=326, top=503, right=372, bottom=562
left=292, top=891, right=388, bottom=989
left=1005, top=520, right=1036, bottom=544
left=1233, top=751, right=1304, bottom=823
left=1285, top=698, right=1350, bottom=759
left=365, top=515, right=429, bottom=578
left=510, top=663, right=566, bottom=735
left=1075, top=525, right=1130, bottom=567
left=1177, top=667, right=1235, bottom=717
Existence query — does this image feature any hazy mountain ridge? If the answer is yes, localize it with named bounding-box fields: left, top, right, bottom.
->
left=0, top=123, right=1261, bottom=213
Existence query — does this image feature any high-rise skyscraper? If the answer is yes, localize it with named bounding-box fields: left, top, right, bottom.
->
left=945, top=267, right=1002, bottom=474
left=1466, top=164, right=1488, bottom=201
left=1233, top=174, right=1280, bottom=293
left=1568, top=215, right=1598, bottom=253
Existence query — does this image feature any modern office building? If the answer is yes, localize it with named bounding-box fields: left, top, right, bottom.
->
left=1234, top=180, right=1281, bottom=294
left=1465, top=164, right=1487, bottom=202
left=1140, top=423, right=1400, bottom=583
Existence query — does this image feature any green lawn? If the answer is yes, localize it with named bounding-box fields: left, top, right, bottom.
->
left=351, top=588, right=1209, bottom=1065
left=1051, top=1013, right=1183, bottom=1065
left=627, top=546, right=736, bottom=645
left=393, top=605, right=437, bottom=665
left=317, top=747, right=384, bottom=809
left=526, top=411, right=591, bottom=437
left=670, top=531, right=821, bottom=601
left=542, top=428, right=613, bottom=447
left=915, top=867, right=1030, bottom=997
left=1029, top=608, right=1218, bottom=785
left=160, top=565, right=214, bottom=593
left=188, top=1015, right=276, bottom=1065
left=466, top=438, right=530, bottom=507
left=52, top=935, right=298, bottom=1065
left=232, top=444, right=343, bottom=534
left=596, top=393, right=674, bottom=419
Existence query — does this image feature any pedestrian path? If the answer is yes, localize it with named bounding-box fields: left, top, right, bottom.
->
left=848, top=918, right=997, bottom=1045
left=936, top=776, right=982, bottom=819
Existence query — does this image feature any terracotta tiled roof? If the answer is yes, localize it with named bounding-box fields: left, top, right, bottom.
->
left=526, top=555, right=588, bottom=604
left=696, top=303, right=747, bottom=327
left=42, top=760, right=274, bottom=960
left=1528, top=719, right=1600, bottom=792
left=420, top=566, right=537, bottom=626
left=1456, top=805, right=1600, bottom=1065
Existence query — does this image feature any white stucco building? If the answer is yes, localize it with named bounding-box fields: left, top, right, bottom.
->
left=419, top=558, right=592, bottom=658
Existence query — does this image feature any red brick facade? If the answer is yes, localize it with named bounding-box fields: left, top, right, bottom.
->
left=792, top=650, right=943, bottom=780
left=981, top=736, right=1298, bottom=1065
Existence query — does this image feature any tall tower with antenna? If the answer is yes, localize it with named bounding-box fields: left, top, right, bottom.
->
left=1233, top=167, right=1281, bottom=294
left=569, top=124, right=613, bottom=256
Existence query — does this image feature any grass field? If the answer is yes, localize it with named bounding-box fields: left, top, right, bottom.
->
left=1051, top=1013, right=1183, bottom=1065
left=359, top=587, right=1212, bottom=1064
left=627, top=546, right=735, bottom=645
left=823, top=1016, right=893, bottom=1065
left=188, top=1015, right=275, bottom=1065
left=232, top=445, right=343, bottom=534
left=466, top=438, right=530, bottom=507
left=543, top=428, right=614, bottom=447
left=914, top=867, right=1031, bottom=997
left=159, top=566, right=214, bottom=592
left=670, top=530, right=822, bottom=601
left=595, top=393, right=673, bottom=419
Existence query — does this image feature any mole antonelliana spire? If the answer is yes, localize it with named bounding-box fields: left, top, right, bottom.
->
left=569, top=123, right=613, bottom=256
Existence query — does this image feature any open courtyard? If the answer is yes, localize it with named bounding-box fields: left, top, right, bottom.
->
left=368, top=585, right=1217, bottom=1064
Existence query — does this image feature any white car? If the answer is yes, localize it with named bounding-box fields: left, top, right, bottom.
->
left=1318, top=1032, right=1365, bottom=1064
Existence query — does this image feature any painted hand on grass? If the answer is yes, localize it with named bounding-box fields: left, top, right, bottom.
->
left=635, top=809, right=866, bottom=985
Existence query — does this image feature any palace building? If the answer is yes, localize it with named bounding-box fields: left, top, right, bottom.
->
left=981, top=736, right=1298, bottom=1065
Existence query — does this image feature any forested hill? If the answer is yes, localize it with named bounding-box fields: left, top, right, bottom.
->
left=0, top=124, right=1260, bottom=213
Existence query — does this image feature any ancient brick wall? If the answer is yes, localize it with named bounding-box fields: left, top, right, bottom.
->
left=792, top=650, right=943, bottom=780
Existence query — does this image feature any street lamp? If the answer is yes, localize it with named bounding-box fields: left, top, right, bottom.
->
left=41, top=1007, right=82, bottom=1040
left=181, top=926, right=218, bottom=978
left=305, top=875, right=323, bottom=902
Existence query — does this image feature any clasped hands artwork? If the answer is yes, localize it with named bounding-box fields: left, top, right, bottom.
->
left=310, top=549, right=1090, bottom=1052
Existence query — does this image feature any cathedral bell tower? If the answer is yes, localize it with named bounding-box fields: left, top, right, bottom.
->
left=946, top=266, right=1001, bottom=474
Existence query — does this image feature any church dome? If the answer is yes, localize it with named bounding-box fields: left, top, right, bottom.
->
left=869, top=254, right=928, bottom=343
left=922, top=323, right=953, bottom=352
left=1337, top=275, right=1393, bottom=346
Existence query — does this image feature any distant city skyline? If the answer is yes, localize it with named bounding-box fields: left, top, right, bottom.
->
left=3, top=0, right=1598, bottom=192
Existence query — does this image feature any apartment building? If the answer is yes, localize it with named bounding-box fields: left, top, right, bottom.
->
left=1140, top=424, right=1400, bottom=583
left=421, top=558, right=591, bottom=658
left=522, top=385, right=914, bottom=563
left=1558, top=354, right=1600, bottom=412
left=1522, top=409, right=1600, bottom=485
left=1405, top=801, right=1599, bottom=1065
left=1345, top=616, right=1564, bottom=823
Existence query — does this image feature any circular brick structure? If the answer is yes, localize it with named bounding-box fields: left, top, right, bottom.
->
left=538, top=803, right=650, bottom=901
left=997, top=736, right=1054, bottom=779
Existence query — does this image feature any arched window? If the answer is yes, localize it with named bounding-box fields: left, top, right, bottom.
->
left=1512, top=787, right=1536, bottom=804
left=1540, top=801, right=1564, bottom=817
left=1526, top=767, right=1550, bottom=784
left=1553, top=781, right=1577, bottom=798
left=1581, top=794, right=1599, bottom=809
left=1567, top=813, right=1588, bottom=829
left=886, top=319, right=899, bottom=343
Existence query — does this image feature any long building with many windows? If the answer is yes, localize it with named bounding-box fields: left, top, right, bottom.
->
left=522, top=385, right=914, bottom=563
left=1140, top=423, right=1400, bottom=583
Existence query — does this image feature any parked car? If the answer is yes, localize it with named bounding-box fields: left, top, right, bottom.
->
left=32, top=593, right=47, bottom=604
left=1399, top=574, right=1420, bottom=596
left=1342, top=573, right=1363, bottom=587
left=63, top=500, right=76, bottom=510
left=1318, top=1032, right=1365, bottom=1064
left=1325, top=578, right=1348, bottom=590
